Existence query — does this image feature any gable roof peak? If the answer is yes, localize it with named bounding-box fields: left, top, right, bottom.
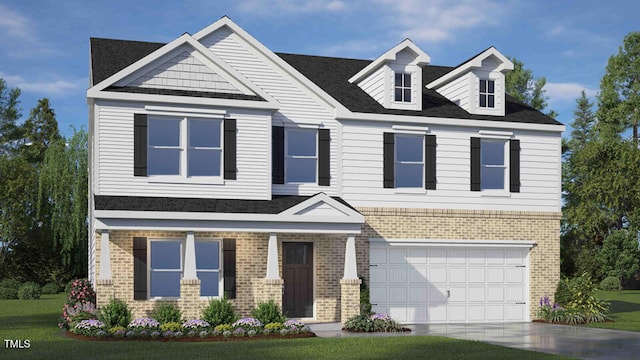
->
left=427, top=46, right=513, bottom=89
left=348, top=38, right=430, bottom=84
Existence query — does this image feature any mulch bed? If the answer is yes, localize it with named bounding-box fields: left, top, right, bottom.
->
left=341, top=327, right=412, bottom=333
left=532, top=319, right=614, bottom=325
left=66, top=331, right=316, bottom=342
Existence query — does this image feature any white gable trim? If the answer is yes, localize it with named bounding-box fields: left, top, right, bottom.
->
left=193, top=16, right=351, bottom=115
left=427, top=47, right=513, bottom=89
left=87, top=33, right=278, bottom=107
left=278, top=192, right=364, bottom=221
left=348, top=39, right=430, bottom=84
left=89, top=91, right=279, bottom=110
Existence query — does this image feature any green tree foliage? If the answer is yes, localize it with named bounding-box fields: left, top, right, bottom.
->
left=505, top=56, right=557, bottom=118
left=0, top=78, right=21, bottom=152
left=21, top=98, right=61, bottom=163
left=569, top=90, right=596, bottom=149
left=38, top=128, right=88, bottom=278
left=598, top=230, right=640, bottom=286
left=597, top=32, right=640, bottom=142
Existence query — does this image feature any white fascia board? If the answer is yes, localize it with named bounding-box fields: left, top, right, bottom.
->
left=427, top=47, right=514, bottom=89
left=370, top=238, right=537, bottom=248
left=94, top=209, right=365, bottom=224
left=86, top=91, right=279, bottom=111
left=336, top=110, right=566, bottom=133
left=349, top=39, right=430, bottom=84
left=192, top=17, right=350, bottom=115
left=94, top=218, right=362, bottom=234
left=279, top=192, right=364, bottom=221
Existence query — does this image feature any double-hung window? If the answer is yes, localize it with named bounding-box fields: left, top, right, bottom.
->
left=285, top=129, right=317, bottom=183
left=394, top=72, right=412, bottom=103
left=149, top=240, right=182, bottom=298
left=195, top=240, right=221, bottom=297
left=480, top=139, right=507, bottom=190
left=395, top=134, right=424, bottom=188
left=479, top=79, right=495, bottom=108
left=147, top=117, right=222, bottom=177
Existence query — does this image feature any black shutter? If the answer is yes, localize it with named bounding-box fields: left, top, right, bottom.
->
left=223, top=238, right=236, bottom=299
left=272, top=126, right=285, bottom=184
left=470, top=137, right=481, bottom=191
left=383, top=132, right=395, bottom=188
left=224, top=119, right=237, bottom=180
left=425, top=135, right=437, bottom=190
left=133, top=237, right=147, bottom=300
left=133, top=114, right=147, bottom=176
left=318, top=129, right=330, bottom=186
left=510, top=139, right=521, bottom=193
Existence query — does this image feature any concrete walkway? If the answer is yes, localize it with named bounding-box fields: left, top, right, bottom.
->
left=307, top=322, right=640, bottom=359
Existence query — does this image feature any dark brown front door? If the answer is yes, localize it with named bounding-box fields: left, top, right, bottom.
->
left=282, top=242, right=313, bottom=317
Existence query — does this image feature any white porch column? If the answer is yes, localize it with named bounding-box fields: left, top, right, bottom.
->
left=183, top=231, right=197, bottom=280
left=266, top=233, right=280, bottom=279
left=98, top=230, right=111, bottom=280
left=343, top=234, right=358, bottom=280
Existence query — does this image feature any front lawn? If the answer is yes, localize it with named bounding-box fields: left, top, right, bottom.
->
left=588, top=290, right=640, bottom=332
left=0, top=294, right=570, bottom=360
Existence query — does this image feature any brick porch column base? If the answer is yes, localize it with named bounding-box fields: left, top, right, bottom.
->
left=340, top=278, right=362, bottom=324
left=95, top=279, right=114, bottom=310
left=179, top=278, right=203, bottom=320
left=262, top=278, right=284, bottom=307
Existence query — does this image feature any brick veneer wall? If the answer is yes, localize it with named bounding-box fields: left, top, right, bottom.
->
left=95, top=230, right=349, bottom=322
left=354, top=208, right=562, bottom=319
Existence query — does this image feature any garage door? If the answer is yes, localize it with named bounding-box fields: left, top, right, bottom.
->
left=369, top=241, right=529, bottom=323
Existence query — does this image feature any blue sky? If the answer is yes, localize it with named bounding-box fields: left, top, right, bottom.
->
left=1, top=0, right=638, bottom=137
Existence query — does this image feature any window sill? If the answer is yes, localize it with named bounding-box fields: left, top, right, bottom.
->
left=147, top=176, right=225, bottom=185
left=149, top=296, right=181, bottom=301
left=394, top=188, right=427, bottom=194
left=480, top=190, right=511, bottom=198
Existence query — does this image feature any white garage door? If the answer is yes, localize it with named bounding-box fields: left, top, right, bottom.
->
left=369, top=242, right=529, bottom=323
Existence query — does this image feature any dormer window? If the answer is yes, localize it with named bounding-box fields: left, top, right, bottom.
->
left=394, top=73, right=412, bottom=103
left=479, top=79, right=495, bottom=108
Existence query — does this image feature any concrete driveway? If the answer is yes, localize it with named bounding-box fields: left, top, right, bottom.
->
left=309, top=322, right=640, bottom=359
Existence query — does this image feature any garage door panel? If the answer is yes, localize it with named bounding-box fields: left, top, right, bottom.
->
left=506, top=249, right=525, bottom=265
left=468, top=305, right=486, bottom=321
left=429, top=305, right=447, bottom=322
left=389, top=268, right=407, bottom=283
left=506, top=286, right=525, bottom=302
left=468, top=287, right=485, bottom=302
left=468, top=249, right=486, bottom=264
left=429, top=267, right=447, bottom=283
left=449, top=305, right=467, bottom=321
left=506, top=305, right=524, bottom=320
left=487, top=305, right=504, bottom=320
left=407, top=307, right=428, bottom=323
left=448, top=249, right=466, bottom=264
left=487, top=286, right=504, bottom=302
left=449, top=287, right=466, bottom=302
left=407, top=249, right=427, bottom=264
left=389, top=287, right=407, bottom=302
left=449, top=268, right=466, bottom=283
left=409, top=267, right=428, bottom=283
left=389, top=248, right=406, bottom=264
left=370, top=248, right=387, bottom=264
left=487, top=268, right=504, bottom=283
left=506, top=268, right=524, bottom=283
left=370, top=287, right=387, bottom=303
left=370, top=267, right=387, bottom=283
left=390, top=307, right=407, bottom=322
left=469, top=268, right=486, bottom=283
left=430, top=249, right=447, bottom=263
left=409, top=287, right=428, bottom=302
left=429, top=286, right=448, bottom=303
left=486, top=249, right=505, bottom=264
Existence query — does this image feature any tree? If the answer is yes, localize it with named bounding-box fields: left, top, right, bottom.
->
left=569, top=90, right=596, bottom=149
left=0, top=78, right=21, bottom=152
left=597, top=31, right=640, bottom=142
left=38, top=128, right=88, bottom=278
left=505, top=57, right=557, bottom=118
left=21, top=98, right=61, bottom=163
left=598, top=230, right=640, bottom=287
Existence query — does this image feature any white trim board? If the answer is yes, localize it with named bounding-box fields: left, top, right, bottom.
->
left=369, top=238, right=537, bottom=248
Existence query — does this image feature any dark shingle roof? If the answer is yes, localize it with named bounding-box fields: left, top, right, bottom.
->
left=90, top=37, right=562, bottom=126
left=94, top=194, right=359, bottom=214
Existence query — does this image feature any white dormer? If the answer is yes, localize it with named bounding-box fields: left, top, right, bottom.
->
left=349, top=39, right=430, bottom=111
left=427, top=47, right=513, bottom=117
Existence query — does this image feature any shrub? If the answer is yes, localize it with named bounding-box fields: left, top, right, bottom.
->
left=554, top=278, right=571, bottom=306
left=214, top=324, right=233, bottom=332
left=109, top=326, right=127, bottom=337
left=344, top=314, right=374, bottom=332
left=98, top=298, right=132, bottom=328
left=160, top=322, right=183, bottom=333
left=0, top=278, right=22, bottom=290
left=182, top=319, right=210, bottom=333
left=600, top=276, right=622, bottom=291
left=565, top=273, right=610, bottom=321
left=344, top=313, right=403, bottom=332
left=71, top=319, right=106, bottom=336
left=41, top=282, right=62, bottom=294
left=360, top=277, right=373, bottom=316
left=232, top=318, right=263, bottom=331
left=59, top=279, right=97, bottom=329
left=251, top=300, right=286, bottom=324
left=201, top=297, right=238, bottom=327
left=264, top=322, right=284, bottom=331
left=151, top=303, right=182, bottom=324
left=128, top=318, right=161, bottom=331
left=66, top=279, right=96, bottom=306
left=61, top=302, right=97, bottom=329
left=0, top=287, right=18, bottom=299
left=18, top=282, right=41, bottom=299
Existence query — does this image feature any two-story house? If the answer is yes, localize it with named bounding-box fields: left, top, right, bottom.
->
left=87, top=16, right=564, bottom=324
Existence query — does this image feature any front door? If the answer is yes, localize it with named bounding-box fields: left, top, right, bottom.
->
left=282, top=242, right=313, bottom=317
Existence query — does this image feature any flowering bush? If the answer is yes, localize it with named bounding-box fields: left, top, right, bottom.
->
left=110, top=326, right=126, bottom=337
left=344, top=313, right=404, bottom=332
left=247, top=329, right=257, bottom=337
left=283, top=319, right=306, bottom=331
left=536, top=292, right=609, bottom=324
left=72, top=319, right=106, bottom=336
left=183, top=319, right=210, bottom=332
left=264, top=322, right=284, bottom=331
left=160, top=322, right=182, bottom=332
left=214, top=324, right=233, bottom=332
left=128, top=318, right=160, bottom=334
left=233, top=327, right=246, bottom=337
left=199, top=330, right=209, bottom=338
left=232, top=317, right=262, bottom=331
left=58, top=279, right=97, bottom=329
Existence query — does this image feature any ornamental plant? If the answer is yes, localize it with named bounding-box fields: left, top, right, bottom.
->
left=128, top=317, right=160, bottom=334
left=59, top=279, right=97, bottom=329
left=72, top=319, right=106, bottom=336
left=98, top=298, right=132, bottom=328
left=160, top=322, right=183, bottom=332
left=151, top=303, right=182, bottom=324
left=214, top=324, right=233, bottom=332
left=251, top=300, right=286, bottom=324
left=344, top=313, right=403, bottom=332
left=109, top=326, right=126, bottom=337
left=201, top=297, right=238, bottom=327
left=264, top=322, right=284, bottom=331
left=18, top=282, right=41, bottom=300
left=283, top=319, right=306, bottom=333
left=183, top=319, right=210, bottom=333
left=60, top=301, right=97, bottom=329
left=232, top=317, right=263, bottom=331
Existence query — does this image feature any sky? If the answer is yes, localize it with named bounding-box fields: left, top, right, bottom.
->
left=1, top=0, right=639, bottom=137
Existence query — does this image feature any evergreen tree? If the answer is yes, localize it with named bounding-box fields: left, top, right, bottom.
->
left=505, top=56, right=557, bottom=118
left=569, top=90, right=596, bottom=149
left=0, top=78, right=21, bottom=153
left=21, top=98, right=61, bottom=163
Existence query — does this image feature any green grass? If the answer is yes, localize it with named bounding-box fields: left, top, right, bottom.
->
left=587, top=290, right=640, bottom=332
left=0, top=294, right=570, bottom=360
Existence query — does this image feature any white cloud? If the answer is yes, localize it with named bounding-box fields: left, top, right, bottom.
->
left=237, top=0, right=347, bottom=14
left=0, top=73, right=85, bottom=97
left=545, top=82, right=598, bottom=104
left=373, top=0, right=507, bottom=43
left=0, top=4, right=32, bottom=41
left=0, top=4, right=58, bottom=58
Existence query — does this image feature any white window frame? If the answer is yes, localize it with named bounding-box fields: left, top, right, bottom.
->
left=480, top=138, right=508, bottom=193
left=394, top=133, right=424, bottom=189
left=148, top=239, right=183, bottom=300
left=479, top=79, right=495, bottom=108
left=195, top=239, right=223, bottom=299
left=147, top=116, right=224, bottom=184
left=394, top=72, right=412, bottom=103
left=285, top=128, right=318, bottom=184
